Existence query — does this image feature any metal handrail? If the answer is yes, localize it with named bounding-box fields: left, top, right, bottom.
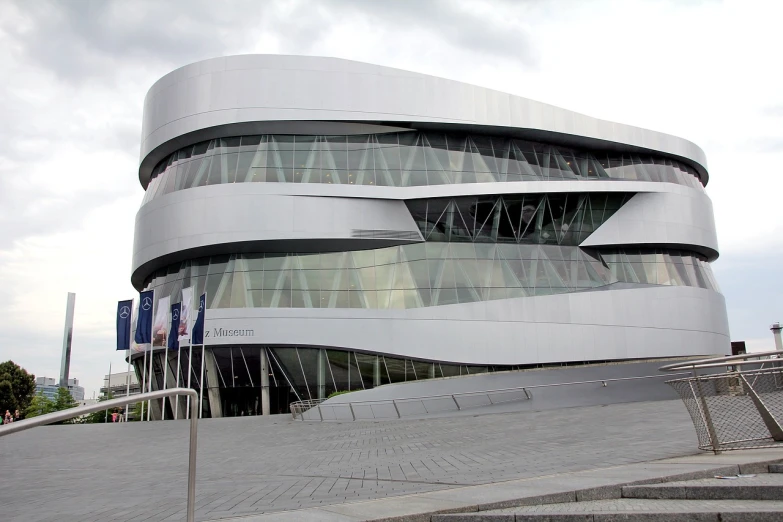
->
left=291, top=372, right=691, bottom=421
left=660, top=352, right=783, bottom=454
left=0, top=387, right=199, bottom=522
left=659, top=350, right=783, bottom=372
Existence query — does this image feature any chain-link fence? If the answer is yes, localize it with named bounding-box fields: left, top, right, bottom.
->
left=666, top=364, right=783, bottom=452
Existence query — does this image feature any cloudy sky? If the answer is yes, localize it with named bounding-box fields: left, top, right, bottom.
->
left=0, top=0, right=781, bottom=398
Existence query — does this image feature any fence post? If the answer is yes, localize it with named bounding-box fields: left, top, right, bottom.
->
left=738, top=373, right=783, bottom=441
left=692, top=368, right=721, bottom=454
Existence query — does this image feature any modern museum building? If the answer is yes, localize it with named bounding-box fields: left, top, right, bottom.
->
left=131, top=55, right=729, bottom=418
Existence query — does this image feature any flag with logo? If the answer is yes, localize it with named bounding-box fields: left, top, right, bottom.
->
left=168, top=302, right=181, bottom=350
left=134, top=290, right=154, bottom=344
left=116, top=299, right=133, bottom=350
left=152, top=296, right=170, bottom=347
left=178, top=286, right=194, bottom=344
left=192, top=293, right=206, bottom=344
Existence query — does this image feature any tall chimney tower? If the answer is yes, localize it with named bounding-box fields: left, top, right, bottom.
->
left=59, top=292, right=76, bottom=388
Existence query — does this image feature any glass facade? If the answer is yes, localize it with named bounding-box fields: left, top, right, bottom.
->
left=141, top=132, right=705, bottom=205
left=142, top=246, right=719, bottom=313
left=134, top=345, right=625, bottom=417
left=408, top=193, right=629, bottom=245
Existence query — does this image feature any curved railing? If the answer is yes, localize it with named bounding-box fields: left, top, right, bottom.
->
left=290, top=399, right=327, bottom=419
left=0, top=388, right=199, bottom=522
left=290, top=372, right=691, bottom=422
left=660, top=351, right=783, bottom=454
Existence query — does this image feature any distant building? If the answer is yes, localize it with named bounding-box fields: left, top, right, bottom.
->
left=99, top=371, right=141, bottom=399
left=35, top=376, right=85, bottom=401
left=77, top=398, right=99, bottom=408
left=731, top=341, right=747, bottom=356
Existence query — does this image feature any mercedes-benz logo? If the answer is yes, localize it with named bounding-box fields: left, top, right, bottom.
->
left=119, top=306, right=130, bottom=319
left=141, top=296, right=152, bottom=311
left=173, top=309, right=179, bottom=321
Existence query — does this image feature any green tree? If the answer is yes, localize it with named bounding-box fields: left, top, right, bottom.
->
left=47, top=387, right=79, bottom=424
left=0, top=379, right=16, bottom=415
left=129, top=401, right=143, bottom=421
left=54, top=387, right=78, bottom=411
left=25, top=391, right=55, bottom=418
left=0, top=360, right=36, bottom=418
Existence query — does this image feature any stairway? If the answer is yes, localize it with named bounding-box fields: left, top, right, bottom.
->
left=433, top=464, right=783, bottom=521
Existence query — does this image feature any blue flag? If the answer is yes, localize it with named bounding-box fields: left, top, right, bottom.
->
left=134, top=290, right=154, bottom=344
left=192, top=293, right=206, bottom=344
left=116, top=299, right=133, bottom=350
left=168, top=302, right=180, bottom=350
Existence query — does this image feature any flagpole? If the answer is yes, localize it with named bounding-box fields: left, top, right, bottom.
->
left=199, top=342, right=205, bottom=419
left=146, top=290, right=156, bottom=421
left=105, top=362, right=111, bottom=423
left=161, top=348, right=168, bottom=420
left=183, top=286, right=193, bottom=420
left=175, top=345, right=181, bottom=419
left=140, top=348, right=147, bottom=420
left=186, top=342, right=193, bottom=419
left=125, top=327, right=131, bottom=422
left=161, top=303, right=173, bottom=421
left=147, top=343, right=154, bottom=421
left=198, top=291, right=207, bottom=419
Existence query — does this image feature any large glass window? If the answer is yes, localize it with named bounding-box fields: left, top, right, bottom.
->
left=142, top=132, right=705, bottom=205
left=407, top=193, right=630, bottom=246
left=142, top=246, right=719, bottom=312
left=157, top=343, right=649, bottom=417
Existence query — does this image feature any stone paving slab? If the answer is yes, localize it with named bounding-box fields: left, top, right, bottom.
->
left=3, top=400, right=783, bottom=521
left=222, top=449, right=783, bottom=521
left=1, top=400, right=703, bottom=521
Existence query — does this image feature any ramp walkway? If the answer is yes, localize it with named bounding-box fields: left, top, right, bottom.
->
left=295, top=358, right=696, bottom=421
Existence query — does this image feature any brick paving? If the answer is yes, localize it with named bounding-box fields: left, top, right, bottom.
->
left=0, top=400, right=701, bottom=521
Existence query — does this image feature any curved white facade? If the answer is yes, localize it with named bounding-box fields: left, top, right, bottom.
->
left=132, top=55, right=729, bottom=417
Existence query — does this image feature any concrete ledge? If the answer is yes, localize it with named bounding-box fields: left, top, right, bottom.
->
left=622, top=473, right=783, bottom=501
left=624, top=484, right=783, bottom=501
left=437, top=512, right=783, bottom=521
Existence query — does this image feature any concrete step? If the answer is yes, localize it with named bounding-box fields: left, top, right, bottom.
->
left=433, top=499, right=783, bottom=521
left=621, top=473, right=783, bottom=500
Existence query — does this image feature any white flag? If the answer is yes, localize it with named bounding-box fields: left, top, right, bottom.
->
left=179, top=287, right=194, bottom=344
left=152, top=296, right=170, bottom=347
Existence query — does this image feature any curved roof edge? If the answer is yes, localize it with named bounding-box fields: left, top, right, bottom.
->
left=139, top=54, right=709, bottom=186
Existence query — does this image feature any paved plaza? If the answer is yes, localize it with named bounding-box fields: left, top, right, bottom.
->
left=2, top=400, right=708, bottom=521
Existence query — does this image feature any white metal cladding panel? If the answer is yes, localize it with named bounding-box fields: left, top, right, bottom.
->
left=579, top=190, right=719, bottom=256
left=140, top=178, right=700, bottom=203
left=132, top=186, right=421, bottom=278
left=200, top=285, right=730, bottom=365
left=132, top=180, right=718, bottom=279
left=140, top=55, right=708, bottom=177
